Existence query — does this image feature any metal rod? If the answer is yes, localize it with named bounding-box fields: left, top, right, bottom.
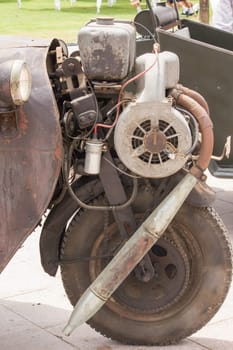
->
left=63, top=172, right=197, bottom=336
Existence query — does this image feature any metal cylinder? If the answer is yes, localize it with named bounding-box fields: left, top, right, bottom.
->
left=176, top=84, right=210, bottom=115
left=171, top=89, right=213, bottom=176
left=84, top=139, right=103, bottom=175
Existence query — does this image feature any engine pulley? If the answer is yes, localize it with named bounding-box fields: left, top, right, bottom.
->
left=114, top=101, right=192, bottom=178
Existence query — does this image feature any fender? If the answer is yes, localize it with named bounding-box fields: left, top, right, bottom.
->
left=40, top=176, right=104, bottom=276
left=187, top=178, right=216, bottom=207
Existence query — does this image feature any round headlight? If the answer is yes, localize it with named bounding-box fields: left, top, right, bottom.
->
left=10, top=60, right=32, bottom=105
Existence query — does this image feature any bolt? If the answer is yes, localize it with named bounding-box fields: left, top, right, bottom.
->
left=68, top=63, right=75, bottom=72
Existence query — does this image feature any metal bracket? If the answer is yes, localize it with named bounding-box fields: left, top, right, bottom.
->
left=99, top=151, right=154, bottom=282
left=211, top=136, right=231, bottom=161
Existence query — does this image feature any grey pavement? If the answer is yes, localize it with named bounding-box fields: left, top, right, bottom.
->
left=1, top=172, right=233, bottom=350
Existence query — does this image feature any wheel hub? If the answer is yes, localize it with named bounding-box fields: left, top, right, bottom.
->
left=144, top=129, right=167, bottom=154
left=113, top=236, right=188, bottom=313
left=90, top=224, right=191, bottom=320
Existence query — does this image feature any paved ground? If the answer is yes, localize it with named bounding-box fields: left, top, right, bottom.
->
left=1, top=172, right=233, bottom=350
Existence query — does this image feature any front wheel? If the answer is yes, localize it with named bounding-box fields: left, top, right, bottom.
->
left=60, top=200, right=232, bottom=346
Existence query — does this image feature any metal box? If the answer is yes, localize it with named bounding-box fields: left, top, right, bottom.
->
left=78, top=18, right=136, bottom=81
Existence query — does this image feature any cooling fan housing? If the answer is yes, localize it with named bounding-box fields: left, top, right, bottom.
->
left=114, top=101, right=192, bottom=178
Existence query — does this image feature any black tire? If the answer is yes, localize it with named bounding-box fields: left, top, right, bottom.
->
left=60, top=199, right=232, bottom=346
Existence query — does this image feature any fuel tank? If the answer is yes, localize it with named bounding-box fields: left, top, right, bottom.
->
left=0, top=37, right=63, bottom=272
left=78, top=18, right=136, bottom=81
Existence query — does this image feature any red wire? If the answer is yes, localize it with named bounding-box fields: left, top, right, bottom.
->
left=94, top=48, right=159, bottom=136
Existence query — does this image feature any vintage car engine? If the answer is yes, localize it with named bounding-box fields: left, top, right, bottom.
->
left=50, top=18, right=198, bottom=179
left=77, top=18, right=196, bottom=178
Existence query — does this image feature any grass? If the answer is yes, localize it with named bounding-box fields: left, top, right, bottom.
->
left=0, top=0, right=206, bottom=43
left=0, top=0, right=137, bottom=43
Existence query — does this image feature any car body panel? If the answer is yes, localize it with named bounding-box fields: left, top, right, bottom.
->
left=0, top=37, right=63, bottom=272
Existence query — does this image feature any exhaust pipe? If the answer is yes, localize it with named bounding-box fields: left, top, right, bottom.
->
left=171, top=89, right=214, bottom=177
left=63, top=172, right=197, bottom=336
left=175, top=84, right=210, bottom=115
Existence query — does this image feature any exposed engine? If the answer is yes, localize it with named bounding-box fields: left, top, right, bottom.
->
left=114, top=52, right=193, bottom=178
left=48, top=18, right=199, bottom=183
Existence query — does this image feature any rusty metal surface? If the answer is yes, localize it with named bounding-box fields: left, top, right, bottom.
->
left=78, top=19, right=136, bottom=81
left=0, top=35, right=52, bottom=48
left=0, top=37, right=63, bottom=272
left=92, top=233, right=155, bottom=300
left=40, top=178, right=104, bottom=276
left=171, top=89, right=214, bottom=175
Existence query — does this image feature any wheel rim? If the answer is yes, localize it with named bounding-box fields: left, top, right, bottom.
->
left=89, top=221, right=194, bottom=322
